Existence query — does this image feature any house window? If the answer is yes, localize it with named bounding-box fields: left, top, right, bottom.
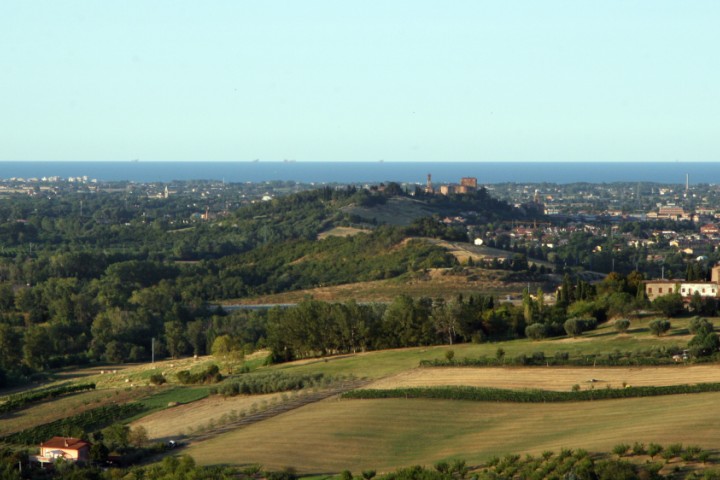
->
left=659, top=288, right=663, bottom=293
left=682, top=288, right=686, bottom=293
left=649, top=288, right=653, bottom=293
left=703, top=288, right=706, bottom=293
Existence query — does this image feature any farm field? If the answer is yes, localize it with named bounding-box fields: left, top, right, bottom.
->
left=132, top=391, right=284, bottom=441
left=0, top=387, right=149, bottom=436
left=364, top=365, right=720, bottom=391
left=186, top=393, right=720, bottom=473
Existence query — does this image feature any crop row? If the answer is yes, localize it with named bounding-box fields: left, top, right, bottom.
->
left=210, top=372, right=335, bottom=396
left=2, top=403, right=145, bottom=445
left=342, top=383, right=720, bottom=403
left=0, top=383, right=96, bottom=415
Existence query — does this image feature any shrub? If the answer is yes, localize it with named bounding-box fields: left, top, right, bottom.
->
left=525, top=323, right=547, bottom=340
left=647, top=443, right=663, bottom=459
left=445, top=350, right=455, bottom=362
left=632, top=442, right=646, bottom=456
left=612, top=443, right=630, bottom=457
left=149, top=373, right=166, bottom=385
left=176, top=364, right=222, bottom=385
left=614, top=318, right=631, bottom=333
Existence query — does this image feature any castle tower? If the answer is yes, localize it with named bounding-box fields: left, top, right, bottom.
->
left=426, top=173, right=433, bottom=193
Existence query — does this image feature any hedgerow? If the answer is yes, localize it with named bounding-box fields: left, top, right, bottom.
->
left=0, top=383, right=96, bottom=415
left=419, top=346, right=687, bottom=368
left=342, top=382, right=720, bottom=403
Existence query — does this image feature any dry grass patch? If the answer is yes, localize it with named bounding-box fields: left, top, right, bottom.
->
left=186, top=393, right=720, bottom=473
left=317, top=227, right=371, bottom=240
left=221, top=268, right=533, bottom=304
left=364, top=365, right=720, bottom=391
left=131, top=392, right=283, bottom=441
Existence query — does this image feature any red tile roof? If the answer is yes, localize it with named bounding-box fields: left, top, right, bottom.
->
left=41, top=437, right=90, bottom=450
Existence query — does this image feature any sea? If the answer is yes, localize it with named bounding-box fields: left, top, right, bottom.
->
left=0, top=161, right=718, bottom=185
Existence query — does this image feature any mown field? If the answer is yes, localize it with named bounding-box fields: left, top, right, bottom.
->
left=363, top=364, right=720, bottom=391
left=185, top=393, right=720, bottom=473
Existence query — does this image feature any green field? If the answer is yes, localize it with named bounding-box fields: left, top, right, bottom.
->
left=270, top=316, right=693, bottom=380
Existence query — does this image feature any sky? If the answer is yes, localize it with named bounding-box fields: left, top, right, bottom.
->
left=1, top=1, right=719, bottom=162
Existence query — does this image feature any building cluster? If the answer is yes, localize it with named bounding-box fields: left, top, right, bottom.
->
left=424, top=175, right=478, bottom=195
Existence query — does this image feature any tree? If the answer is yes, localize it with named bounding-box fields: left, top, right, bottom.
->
left=89, top=442, right=109, bottom=464
left=0, top=324, right=21, bottom=370
left=22, top=325, right=53, bottom=370
left=101, top=423, right=129, bottom=451
left=688, top=319, right=719, bottom=358
left=211, top=334, right=237, bottom=358
left=164, top=320, right=188, bottom=359
left=186, top=319, right=206, bottom=356
left=648, top=443, right=663, bottom=460
left=614, top=318, right=631, bottom=334
left=652, top=293, right=684, bottom=317
left=648, top=319, right=672, bottom=337
left=128, top=425, right=149, bottom=448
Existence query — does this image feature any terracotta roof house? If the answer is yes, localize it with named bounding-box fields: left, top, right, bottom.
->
left=33, top=437, right=91, bottom=465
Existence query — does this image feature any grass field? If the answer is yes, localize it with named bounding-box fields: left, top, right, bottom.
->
left=271, top=316, right=693, bottom=380
left=185, top=393, right=720, bottom=473
left=364, top=364, right=720, bottom=391
left=132, top=391, right=284, bottom=441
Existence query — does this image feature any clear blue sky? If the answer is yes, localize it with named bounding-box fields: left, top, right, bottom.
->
left=1, top=1, right=718, bottom=162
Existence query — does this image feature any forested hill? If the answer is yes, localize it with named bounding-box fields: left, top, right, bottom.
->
left=0, top=182, right=531, bottom=384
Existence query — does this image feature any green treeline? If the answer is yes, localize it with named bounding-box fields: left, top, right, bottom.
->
left=265, top=271, right=653, bottom=363
left=342, top=383, right=720, bottom=403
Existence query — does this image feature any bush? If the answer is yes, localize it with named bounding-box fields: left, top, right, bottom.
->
left=525, top=323, right=547, bottom=340
left=564, top=318, right=583, bottom=337
left=176, top=364, right=222, bottom=385
left=614, top=318, right=631, bottom=333
left=149, top=374, right=166, bottom=385
left=612, top=443, right=630, bottom=457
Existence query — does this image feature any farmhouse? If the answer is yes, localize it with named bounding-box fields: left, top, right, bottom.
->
left=644, top=265, right=720, bottom=302
left=32, top=437, right=91, bottom=465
